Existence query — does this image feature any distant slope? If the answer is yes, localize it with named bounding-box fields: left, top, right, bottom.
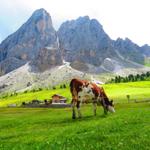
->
left=0, top=60, right=150, bottom=94
left=0, top=62, right=89, bottom=93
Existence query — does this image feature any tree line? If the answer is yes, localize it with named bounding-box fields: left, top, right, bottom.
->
left=108, top=71, right=150, bottom=83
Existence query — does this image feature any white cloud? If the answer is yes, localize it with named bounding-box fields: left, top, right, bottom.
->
left=0, top=0, right=150, bottom=45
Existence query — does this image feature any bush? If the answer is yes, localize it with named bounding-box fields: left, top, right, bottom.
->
left=52, top=86, right=56, bottom=90
left=63, top=84, right=66, bottom=88
left=109, top=71, right=150, bottom=84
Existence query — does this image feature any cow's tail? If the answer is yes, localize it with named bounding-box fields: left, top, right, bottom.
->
left=70, top=79, right=76, bottom=104
left=70, top=79, right=73, bottom=93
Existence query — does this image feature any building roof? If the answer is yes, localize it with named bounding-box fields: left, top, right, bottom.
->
left=52, top=94, right=66, bottom=99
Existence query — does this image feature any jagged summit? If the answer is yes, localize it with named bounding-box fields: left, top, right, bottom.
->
left=0, top=8, right=60, bottom=75
left=58, top=15, right=114, bottom=66
left=27, top=8, right=52, bottom=25
left=32, top=8, right=48, bottom=16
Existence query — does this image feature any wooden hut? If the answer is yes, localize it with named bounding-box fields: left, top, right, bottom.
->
left=51, top=94, right=67, bottom=104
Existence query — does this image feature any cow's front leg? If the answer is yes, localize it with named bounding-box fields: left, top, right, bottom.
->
left=104, top=106, right=108, bottom=115
left=92, top=98, right=97, bottom=116
left=100, top=98, right=108, bottom=115
left=72, top=100, right=76, bottom=119
left=77, top=100, right=82, bottom=118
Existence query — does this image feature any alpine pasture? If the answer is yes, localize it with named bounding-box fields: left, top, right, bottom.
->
left=0, top=81, right=150, bottom=150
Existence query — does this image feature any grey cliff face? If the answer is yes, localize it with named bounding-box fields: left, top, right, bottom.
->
left=31, top=47, right=62, bottom=72
left=58, top=16, right=117, bottom=67
left=0, top=8, right=60, bottom=75
left=114, top=38, right=144, bottom=64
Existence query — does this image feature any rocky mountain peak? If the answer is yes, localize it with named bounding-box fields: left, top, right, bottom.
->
left=77, top=15, right=90, bottom=20
left=58, top=16, right=114, bottom=68
left=31, top=8, right=48, bottom=17
left=0, top=8, right=59, bottom=75
left=27, top=8, right=53, bottom=31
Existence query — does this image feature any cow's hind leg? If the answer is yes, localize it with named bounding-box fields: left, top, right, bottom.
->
left=77, top=100, right=82, bottom=118
left=72, top=100, right=76, bottom=119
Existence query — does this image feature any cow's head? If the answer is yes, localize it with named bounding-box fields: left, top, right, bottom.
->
left=106, top=100, right=115, bottom=113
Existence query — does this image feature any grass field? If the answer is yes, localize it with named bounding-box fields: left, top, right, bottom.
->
left=0, top=81, right=150, bottom=149
left=0, top=103, right=149, bottom=150
left=0, top=81, right=150, bottom=107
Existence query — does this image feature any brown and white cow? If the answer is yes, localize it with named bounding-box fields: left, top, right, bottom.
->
left=70, top=78, right=115, bottom=119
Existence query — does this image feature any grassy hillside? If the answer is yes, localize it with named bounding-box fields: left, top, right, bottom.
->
left=145, top=57, right=150, bottom=67
left=104, top=81, right=150, bottom=102
left=0, top=88, right=71, bottom=107
left=0, top=81, right=150, bottom=107
left=145, top=63, right=150, bottom=67
left=0, top=103, right=149, bottom=150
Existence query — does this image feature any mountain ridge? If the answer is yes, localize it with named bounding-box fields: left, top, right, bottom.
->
left=0, top=8, right=149, bottom=76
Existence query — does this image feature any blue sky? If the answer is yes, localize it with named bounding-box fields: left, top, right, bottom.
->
left=0, top=0, right=150, bottom=46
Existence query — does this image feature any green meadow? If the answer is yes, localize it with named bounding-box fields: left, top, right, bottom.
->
left=0, top=103, right=150, bottom=150
left=0, top=81, right=150, bottom=107
left=0, top=81, right=150, bottom=149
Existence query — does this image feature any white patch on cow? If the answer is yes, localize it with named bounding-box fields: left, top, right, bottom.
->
left=108, top=106, right=115, bottom=113
left=83, top=84, right=94, bottom=96
left=78, top=84, right=94, bottom=103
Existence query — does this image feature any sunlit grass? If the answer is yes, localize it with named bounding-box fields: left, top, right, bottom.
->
left=0, top=103, right=149, bottom=150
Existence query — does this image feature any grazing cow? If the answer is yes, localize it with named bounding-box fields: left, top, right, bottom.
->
left=70, top=78, right=115, bottom=119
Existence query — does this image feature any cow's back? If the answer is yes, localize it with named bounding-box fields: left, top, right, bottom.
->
left=90, top=83, right=101, bottom=97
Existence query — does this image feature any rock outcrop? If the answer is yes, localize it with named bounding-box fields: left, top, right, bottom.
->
left=31, top=47, right=62, bottom=72
left=114, top=38, right=144, bottom=64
